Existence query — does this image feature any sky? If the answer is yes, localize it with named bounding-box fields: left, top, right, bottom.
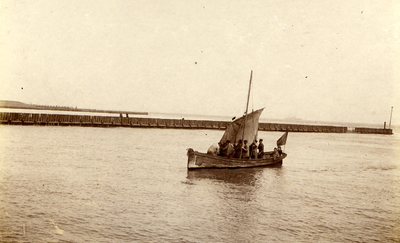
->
left=1, top=0, right=399, bottom=125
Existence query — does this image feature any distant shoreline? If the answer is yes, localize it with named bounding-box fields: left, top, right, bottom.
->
left=0, top=100, right=148, bottom=116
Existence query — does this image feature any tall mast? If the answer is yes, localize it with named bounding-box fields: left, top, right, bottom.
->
left=238, top=70, right=253, bottom=159
left=389, top=106, right=393, bottom=129
left=241, top=70, right=253, bottom=141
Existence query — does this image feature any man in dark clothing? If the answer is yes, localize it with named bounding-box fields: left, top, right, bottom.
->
left=258, top=139, right=264, bottom=158
left=219, top=141, right=228, bottom=157
left=250, top=140, right=258, bottom=159
left=278, top=146, right=283, bottom=155
left=234, top=140, right=243, bottom=158
left=242, top=140, right=249, bottom=158
left=219, top=140, right=233, bottom=157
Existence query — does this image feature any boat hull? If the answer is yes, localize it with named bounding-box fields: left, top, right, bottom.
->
left=187, top=148, right=286, bottom=169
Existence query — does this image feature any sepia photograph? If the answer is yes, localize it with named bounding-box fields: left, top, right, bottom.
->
left=0, top=0, right=399, bottom=242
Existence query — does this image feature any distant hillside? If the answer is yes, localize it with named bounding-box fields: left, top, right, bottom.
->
left=0, top=100, right=148, bottom=115
left=0, top=100, right=34, bottom=109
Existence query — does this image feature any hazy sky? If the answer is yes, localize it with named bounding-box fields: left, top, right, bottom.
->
left=1, top=0, right=399, bottom=125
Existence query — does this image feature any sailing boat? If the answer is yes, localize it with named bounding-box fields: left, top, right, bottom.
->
left=187, top=71, right=288, bottom=169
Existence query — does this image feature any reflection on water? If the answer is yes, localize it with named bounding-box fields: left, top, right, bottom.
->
left=188, top=168, right=262, bottom=186
left=187, top=165, right=283, bottom=186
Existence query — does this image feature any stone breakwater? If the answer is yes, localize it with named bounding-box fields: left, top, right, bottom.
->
left=0, top=112, right=393, bottom=134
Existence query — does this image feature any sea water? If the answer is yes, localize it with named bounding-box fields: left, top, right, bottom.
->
left=0, top=125, right=399, bottom=242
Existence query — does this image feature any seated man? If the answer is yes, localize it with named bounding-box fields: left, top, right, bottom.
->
left=273, top=148, right=280, bottom=159
left=227, top=141, right=235, bottom=158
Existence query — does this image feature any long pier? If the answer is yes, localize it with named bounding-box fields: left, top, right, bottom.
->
left=0, top=112, right=393, bottom=135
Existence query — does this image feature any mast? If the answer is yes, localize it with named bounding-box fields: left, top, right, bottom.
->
left=245, top=71, right=253, bottom=118
left=389, top=106, right=393, bottom=129
left=241, top=70, right=253, bottom=142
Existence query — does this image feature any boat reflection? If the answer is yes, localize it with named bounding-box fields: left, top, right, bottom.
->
left=187, top=163, right=282, bottom=186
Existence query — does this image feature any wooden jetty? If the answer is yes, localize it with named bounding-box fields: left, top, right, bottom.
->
left=0, top=112, right=393, bottom=135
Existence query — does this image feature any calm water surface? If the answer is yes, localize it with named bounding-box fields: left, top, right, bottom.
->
left=0, top=125, right=399, bottom=242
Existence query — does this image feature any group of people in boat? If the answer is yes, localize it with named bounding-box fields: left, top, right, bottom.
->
left=207, top=139, right=282, bottom=159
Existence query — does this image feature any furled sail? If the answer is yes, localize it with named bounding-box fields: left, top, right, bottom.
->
left=220, top=108, right=264, bottom=145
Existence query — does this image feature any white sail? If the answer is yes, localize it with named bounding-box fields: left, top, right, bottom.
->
left=220, top=108, right=264, bottom=145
